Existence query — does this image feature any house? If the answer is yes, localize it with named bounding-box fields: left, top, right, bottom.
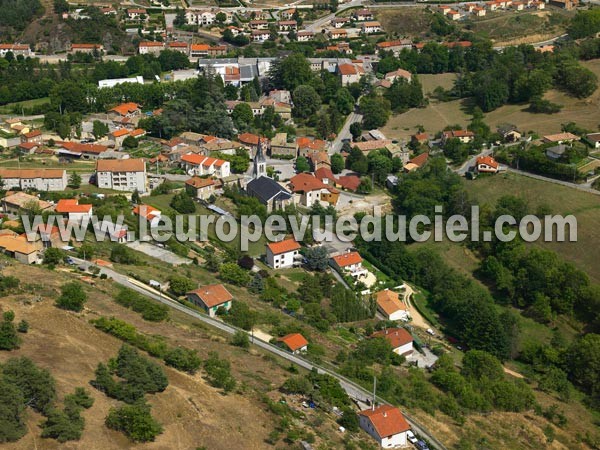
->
left=306, top=151, right=330, bottom=171
left=549, top=0, right=577, bottom=9
left=0, top=44, right=32, bottom=57
left=278, top=333, right=308, bottom=353
left=138, top=41, right=164, bottom=55
left=279, top=8, right=296, bottom=20
left=108, top=102, right=141, bottom=120
left=249, top=20, right=268, bottom=30
left=353, top=9, right=374, bottom=21
left=358, top=405, right=411, bottom=448
left=238, top=132, right=262, bottom=151
left=167, top=41, right=189, bottom=54
left=331, top=251, right=368, bottom=280
left=266, top=238, right=301, bottom=269
left=297, top=31, right=314, bottom=42
left=289, top=173, right=339, bottom=208
left=251, top=30, right=270, bottom=42
left=180, top=154, right=230, bottom=178
left=133, top=204, right=162, bottom=227
left=404, top=152, right=429, bottom=172
left=70, top=43, right=103, bottom=54
left=270, top=133, right=297, bottom=157
left=187, top=284, right=233, bottom=317
left=442, top=129, right=475, bottom=144
left=328, top=29, right=348, bottom=40
left=297, top=137, right=328, bottom=157
left=585, top=132, right=600, bottom=149
left=543, top=132, right=580, bottom=144
left=384, top=68, right=412, bottom=84
left=0, top=235, right=40, bottom=264
left=17, top=142, right=39, bottom=155
left=446, top=10, right=461, bottom=20
left=21, top=130, right=43, bottom=145
left=56, top=142, right=108, bottom=160
left=353, top=140, right=393, bottom=155
left=190, top=44, right=210, bottom=58
left=185, top=176, right=217, bottom=200
left=2, top=192, right=53, bottom=215
left=376, top=39, right=412, bottom=56
left=473, top=6, right=487, bottom=16
left=498, top=125, right=521, bottom=142
left=277, top=20, right=297, bottom=32
left=513, top=1, right=525, bottom=9
left=361, top=21, right=382, bottom=34
left=337, top=63, right=363, bottom=86
left=0, top=169, right=67, bottom=191
left=93, top=220, right=128, bottom=243
left=55, top=199, right=93, bottom=223
left=476, top=155, right=500, bottom=173
left=371, top=327, right=414, bottom=356
left=95, top=158, right=147, bottom=192
left=546, top=144, right=568, bottom=161
left=127, top=8, right=147, bottom=20
left=111, top=128, right=130, bottom=147
left=411, top=133, right=429, bottom=146
left=330, top=17, right=350, bottom=28
left=376, top=289, right=409, bottom=321
left=336, top=175, right=361, bottom=192
left=246, top=176, right=293, bottom=212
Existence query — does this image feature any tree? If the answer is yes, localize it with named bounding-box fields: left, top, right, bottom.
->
left=295, top=156, right=310, bottom=173
left=170, top=191, right=196, bottom=213
left=567, top=333, right=600, bottom=396
left=110, top=244, right=138, bottom=264
left=68, top=172, right=82, bottom=189
left=164, top=347, right=202, bottom=373
left=292, top=85, right=321, bottom=119
left=216, top=12, right=227, bottom=23
left=0, top=376, right=26, bottom=442
left=106, top=401, right=163, bottom=442
left=232, top=102, right=254, bottom=130
left=359, top=95, right=391, bottom=129
left=122, top=135, right=139, bottom=149
left=43, top=247, right=64, bottom=266
left=203, top=351, right=236, bottom=392
left=168, top=275, right=195, bottom=296
left=338, top=406, right=359, bottom=431
left=304, top=246, right=329, bottom=271
left=2, top=357, right=57, bottom=414
left=334, top=88, right=355, bottom=115
left=16, top=320, right=28, bottom=333
left=331, top=153, right=344, bottom=174
left=349, top=122, right=362, bottom=141
left=92, top=120, right=109, bottom=139
left=269, top=54, right=314, bottom=90
left=461, top=350, right=504, bottom=382
left=56, top=282, right=87, bottom=312
left=0, top=312, right=20, bottom=350
left=231, top=330, right=250, bottom=348
left=219, top=263, right=251, bottom=286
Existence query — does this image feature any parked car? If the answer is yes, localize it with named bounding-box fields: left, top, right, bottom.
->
left=416, top=440, right=430, bottom=450
left=407, top=430, right=418, bottom=444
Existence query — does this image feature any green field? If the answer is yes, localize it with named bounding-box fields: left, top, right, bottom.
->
left=464, top=172, right=600, bottom=282
left=0, top=97, right=50, bottom=114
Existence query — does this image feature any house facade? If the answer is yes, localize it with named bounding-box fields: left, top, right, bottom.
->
left=266, top=238, right=301, bottom=269
left=95, top=158, right=147, bottom=192
left=187, top=284, right=233, bottom=317
left=358, top=405, right=410, bottom=448
left=0, top=168, right=67, bottom=191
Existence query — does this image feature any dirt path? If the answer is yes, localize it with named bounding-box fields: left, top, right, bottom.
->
left=403, top=284, right=431, bottom=330
left=503, top=367, right=525, bottom=379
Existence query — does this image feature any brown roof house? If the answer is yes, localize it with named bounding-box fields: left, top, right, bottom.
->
left=187, top=284, right=233, bottom=317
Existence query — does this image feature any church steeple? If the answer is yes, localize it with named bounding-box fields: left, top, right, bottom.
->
left=252, top=137, right=267, bottom=179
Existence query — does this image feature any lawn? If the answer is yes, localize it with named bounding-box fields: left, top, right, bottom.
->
left=373, top=7, right=434, bottom=38
left=0, top=157, right=96, bottom=172
left=0, top=97, right=50, bottom=114
left=463, top=172, right=600, bottom=282
left=382, top=58, right=600, bottom=142
left=466, top=10, right=573, bottom=46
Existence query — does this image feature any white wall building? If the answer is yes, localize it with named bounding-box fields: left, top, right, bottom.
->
left=0, top=169, right=67, bottom=191
left=95, top=159, right=147, bottom=193
left=266, top=239, right=301, bottom=269
left=358, top=405, right=410, bottom=448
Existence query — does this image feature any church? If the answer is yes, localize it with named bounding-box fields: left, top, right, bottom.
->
left=245, top=138, right=293, bottom=212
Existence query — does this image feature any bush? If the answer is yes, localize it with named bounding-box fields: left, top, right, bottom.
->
left=219, top=263, right=251, bottom=286
left=170, top=191, right=196, bottom=214
left=231, top=330, right=250, bottom=348
left=168, top=275, right=195, bottom=296
left=115, top=288, right=168, bottom=322
left=2, top=357, right=57, bottom=414
left=110, top=244, right=138, bottom=264
left=105, top=401, right=163, bottom=442
left=16, top=320, right=28, bottom=334
left=204, top=352, right=236, bottom=393
left=55, top=282, right=87, bottom=312
left=164, top=347, right=202, bottom=374
left=528, top=97, right=562, bottom=114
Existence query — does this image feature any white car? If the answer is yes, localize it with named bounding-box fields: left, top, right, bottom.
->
left=407, top=430, right=418, bottom=444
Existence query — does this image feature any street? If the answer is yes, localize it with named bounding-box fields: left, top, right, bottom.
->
left=331, top=111, right=363, bottom=154
left=72, top=256, right=446, bottom=450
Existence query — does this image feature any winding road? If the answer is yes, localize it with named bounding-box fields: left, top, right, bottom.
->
left=73, top=256, right=446, bottom=450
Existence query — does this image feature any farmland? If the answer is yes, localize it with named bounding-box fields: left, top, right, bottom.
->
left=373, top=7, right=435, bottom=38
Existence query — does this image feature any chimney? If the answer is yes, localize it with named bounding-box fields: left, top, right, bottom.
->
left=383, top=411, right=387, bottom=418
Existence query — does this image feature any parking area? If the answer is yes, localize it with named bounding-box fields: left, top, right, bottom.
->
left=406, top=347, right=438, bottom=370
left=126, top=241, right=191, bottom=266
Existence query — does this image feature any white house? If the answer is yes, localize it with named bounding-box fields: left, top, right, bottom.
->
left=331, top=251, right=368, bottom=280
left=187, top=284, right=233, bottom=317
left=252, top=30, right=270, bottom=42
left=180, top=154, right=231, bottom=178
left=288, top=173, right=339, bottom=208
left=266, top=239, right=301, bottom=269
left=0, top=168, right=67, bottom=192
left=476, top=155, right=500, bottom=173
left=442, top=129, right=475, bottom=144
left=361, top=21, right=382, bottom=34
left=376, top=289, right=410, bottom=321
left=185, top=176, right=217, bottom=200
left=95, top=158, right=147, bottom=193
left=371, top=328, right=414, bottom=356
left=55, top=198, right=93, bottom=223
left=278, top=333, right=308, bottom=353
left=358, top=405, right=410, bottom=449
left=138, top=41, right=164, bottom=55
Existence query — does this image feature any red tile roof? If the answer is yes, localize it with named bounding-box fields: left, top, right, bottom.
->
left=109, top=102, right=140, bottom=116
left=267, top=238, right=301, bottom=255
left=338, top=63, right=358, bottom=76
left=185, top=176, right=215, bottom=189
left=376, top=290, right=407, bottom=316
left=56, top=199, right=92, bottom=214
left=188, top=284, right=233, bottom=307
left=132, top=204, right=160, bottom=220
left=476, top=155, right=499, bottom=169
left=278, top=333, right=308, bottom=352
left=409, top=152, right=429, bottom=167
left=96, top=158, right=145, bottom=172
left=238, top=133, right=260, bottom=145
left=371, top=327, right=413, bottom=349
left=358, top=405, right=410, bottom=438
left=336, top=175, right=361, bottom=191
left=24, top=130, right=42, bottom=138
left=332, top=251, right=362, bottom=267
left=58, top=141, right=108, bottom=154
left=289, top=173, right=334, bottom=193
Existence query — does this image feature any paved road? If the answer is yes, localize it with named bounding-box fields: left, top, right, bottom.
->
left=73, top=256, right=446, bottom=450
left=331, top=111, right=363, bottom=154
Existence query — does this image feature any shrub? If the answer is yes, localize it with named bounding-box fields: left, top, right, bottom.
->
left=231, top=330, right=250, bottom=348
left=55, top=282, right=87, bottom=312
left=105, top=401, right=163, bottom=442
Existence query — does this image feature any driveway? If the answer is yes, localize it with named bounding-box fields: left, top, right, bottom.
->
left=126, top=241, right=191, bottom=266
left=406, top=347, right=438, bottom=370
